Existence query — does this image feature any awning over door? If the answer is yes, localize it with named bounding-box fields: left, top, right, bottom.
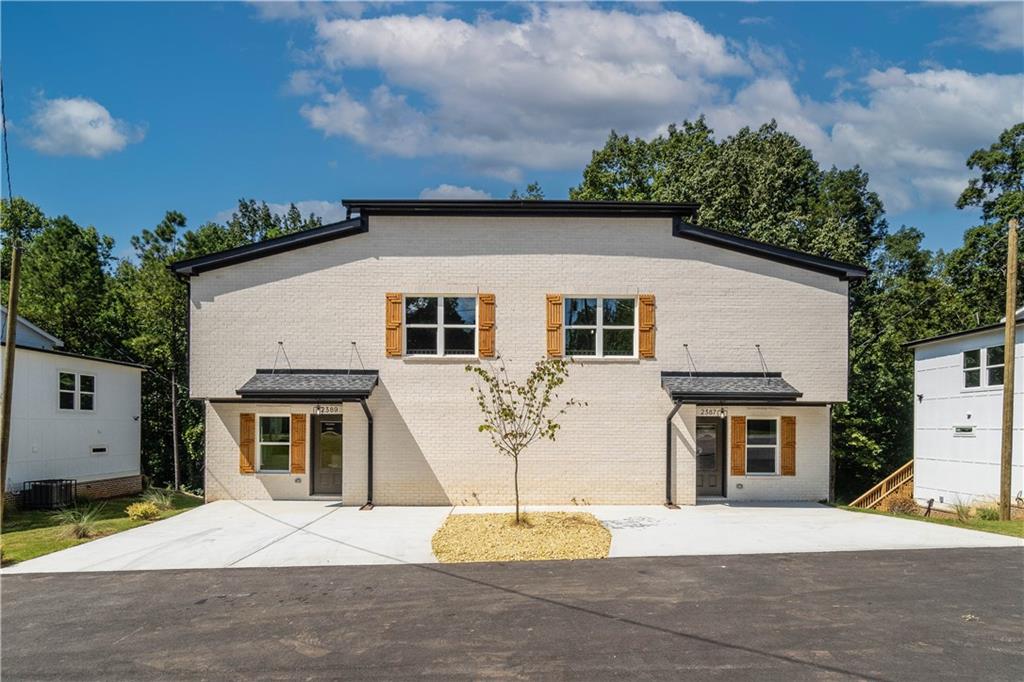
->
left=236, top=369, right=379, bottom=401
left=661, top=372, right=801, bottom=403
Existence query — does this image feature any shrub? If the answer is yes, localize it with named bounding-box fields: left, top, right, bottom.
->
left=142, top=488, right=174, bottom=510
left=53, top=504, right=105, bottom=539
left=952, top=499, right=972, bottom=523
left=975, top=505, right=1000, bottom=521
left=883, top=495, right=918, bottom=516
left=126, top=501, right=161, bottom=521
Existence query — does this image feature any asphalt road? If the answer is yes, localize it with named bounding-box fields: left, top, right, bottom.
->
left=2, top=547, right=1022, bottom=680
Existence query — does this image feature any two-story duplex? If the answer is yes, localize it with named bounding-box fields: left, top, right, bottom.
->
left=170, top=200, right=866, bottom=507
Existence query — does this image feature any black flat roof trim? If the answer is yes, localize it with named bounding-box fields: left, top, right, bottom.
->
left=253, top=368, right=379, bottom=376
left=661, top=371, right=783, bottom=378
left=212, top=397, right=370, bottom=404
left=667, top=392, right=803, bottom=401
left=169, top=217, right=367, bottom=277
left=344, top=199, right=699, bottom=218
left=236, top=391, right=374, bottom=399
left=687, top=399, right=828, bottom=406
left=904, top=319, right=1018, bottom=349
left=0, top=341, right=148, bottom=369
left=672, top=219, right=868, bottom=281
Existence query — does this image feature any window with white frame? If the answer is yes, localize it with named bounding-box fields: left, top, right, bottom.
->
left=58, top=372, right=95, bottom=411
left=404, top=296, right=477, bottom=356
left=258, top=416, right=290, bottom=472
left=564, top=297, right=636, bottom=357
left=963, top=345, right=1004, bottom=388
left=746, top=419, right=778, bottom=474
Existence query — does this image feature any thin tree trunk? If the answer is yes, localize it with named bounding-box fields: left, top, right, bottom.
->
left=514, top=454, right=520, bottom=524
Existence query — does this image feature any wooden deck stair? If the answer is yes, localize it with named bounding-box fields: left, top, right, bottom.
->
left=849, top=460, right=914, bottom=509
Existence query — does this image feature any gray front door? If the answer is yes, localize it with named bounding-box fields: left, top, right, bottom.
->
left=312, top=416, right=343, bottom=495
left=696, top=420, right=723, bottom=496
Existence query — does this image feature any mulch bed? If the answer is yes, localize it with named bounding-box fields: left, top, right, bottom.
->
left=432, top=511, right=611, bottom=563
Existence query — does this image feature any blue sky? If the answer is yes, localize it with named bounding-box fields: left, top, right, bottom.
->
left=3, top=1, right=1022, bottom=256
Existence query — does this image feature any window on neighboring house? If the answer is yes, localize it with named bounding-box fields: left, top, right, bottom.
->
left=962, top=349, right=981, bottom=388
left=258, top=416, right=290, bottom=472
left=404, top=296, right=477, bottom=356
left=564, top=297, right=636, bottom=357
left=963, top=345, right=1005, bottom=388
left=59, top=372, right=76, bottom=410
left=58, top=372, right=95, bottom=411
left=746, top=419, right=778, bottom=474
left=986, top=345, right=1004, bottom=386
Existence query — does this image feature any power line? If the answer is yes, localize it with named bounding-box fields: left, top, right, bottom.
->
left=1, top=65, right=12, bottom=204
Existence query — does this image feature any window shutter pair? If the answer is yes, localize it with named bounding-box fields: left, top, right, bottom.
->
left=385, top=293, right=496, bottom=358
left=545, top=294, right=656, bottom=358
left=238, top=413, right=306, bottom=475
left=729, top=415, right=796, bottom=476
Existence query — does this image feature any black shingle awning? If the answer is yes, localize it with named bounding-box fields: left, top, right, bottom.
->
left=661, top=372, right=802, bottom=403
left=236, top=370, right=379, bottom=401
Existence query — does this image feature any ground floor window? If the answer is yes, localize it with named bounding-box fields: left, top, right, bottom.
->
left=258, top=416, right=290, bottom=472
left=746, top=418, right=778, bottom=474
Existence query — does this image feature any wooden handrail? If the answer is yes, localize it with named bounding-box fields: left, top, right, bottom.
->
left=849, top=460, right=914, bottom=509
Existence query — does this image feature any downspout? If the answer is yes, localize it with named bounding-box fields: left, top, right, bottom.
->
left=665, top=400, right=683, bottom=509
left=359, top=398, right=374, bottom=510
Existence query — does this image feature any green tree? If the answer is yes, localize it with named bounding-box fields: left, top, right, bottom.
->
left=509, top=182, right=546, bottom=200
left=956, top=122, right=1024, bottom=224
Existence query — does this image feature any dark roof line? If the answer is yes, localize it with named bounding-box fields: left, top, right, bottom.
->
left=344, top=199, right=699, bottom=218
left=0, top=341, right=147, bottom=369
left=168, top=217, right=367, bottom=277
left=167, top=200, right=868, bottom=281
left=672, top=219, right=867, bottom=281
left=904, top=316, right=1020, bottom=349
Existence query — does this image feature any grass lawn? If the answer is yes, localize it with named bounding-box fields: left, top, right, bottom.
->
left=1, top=490, right=203, bottom=566
left=840, top=505, right=1024, bottom=539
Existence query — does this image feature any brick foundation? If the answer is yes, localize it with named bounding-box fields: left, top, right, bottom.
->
left=76, top=475, right=143, bottom=500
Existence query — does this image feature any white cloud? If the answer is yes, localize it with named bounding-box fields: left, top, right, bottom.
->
left=419, top=184, right=491, bottom=200
left=27, top=97, right=144, bottom=158
left=972, top=3, right=1023, bottom=51
left=739, top=16, right=773, bottom=26
left=214, top=200, right=348, bottom=225
left=273, top=5, right=1023, bottom=213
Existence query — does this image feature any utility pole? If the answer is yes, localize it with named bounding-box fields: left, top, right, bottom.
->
left=1, top=240, right=21, bottom=529
left=171, top=366, right=180, bottom=491
left=999, top=218, right=1018, bottom=521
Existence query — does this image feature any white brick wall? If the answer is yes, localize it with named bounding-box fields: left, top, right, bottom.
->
left=193, top=215, right=846, bottom=505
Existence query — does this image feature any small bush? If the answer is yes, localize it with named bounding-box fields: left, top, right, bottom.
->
left=975, top=505, right=1000, bottom=521
left=142, top=488, right=174, bottom=510
left=53, top=504, right=105, bottom=539
left=126, top=501, right=161, bottom=521
left=952, top=499, right=972, bottom=523
left=883, top=495, right=918, bottom=516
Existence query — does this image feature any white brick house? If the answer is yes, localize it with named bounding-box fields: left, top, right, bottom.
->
left=171, top=200, right=865, bottom=507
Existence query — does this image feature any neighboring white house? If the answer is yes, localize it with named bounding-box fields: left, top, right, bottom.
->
left=1, top=307, right=145, bottom=499
left=907, top=310, right=1023, bottom=509
left=170, top=199, right=866, bottom=507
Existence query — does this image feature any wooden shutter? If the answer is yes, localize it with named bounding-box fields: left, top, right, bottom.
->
left=385, top=293, right=403, bottom=357
left=638, top=294, right=656, bottom=358
left=730, top=416, right=746, bottom=476
left=546, top=294, right=563, bottom=357
left=290, top=413, right=307, bottom=474
left=780, top=416, right=796, bottom=476
left=239, top=413, right=256, bottom=474
left=478, top=294, right=496, bottom=358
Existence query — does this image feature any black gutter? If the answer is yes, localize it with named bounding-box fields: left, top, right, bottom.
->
left=672, top=218, right=868, bottom=281
left=0, top=341, right=148, bottom=369
left=904, top=318, right=1017, bottom=349
left=359, top=398, right=374, bottom=510
left=665, top=393, right=803, bottom=402
left=665, top=401, right=683, bottom=509
left=344, top=199, right=699, bottom=219
left=234, top=392, right=376, bottom=401
left=168, top=216, right=367, bottom=277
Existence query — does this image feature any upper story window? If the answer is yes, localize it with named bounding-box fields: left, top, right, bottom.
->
left=564, top=297, right=636, bottom=357
left=59, top=371, right=95, bottom=411
left=746, top=418, right=778, bottom=474
left=404, top=296, right=477, bottom=356
left=258, top=416, right=290, bottom=472
left=964, top=345, right=1004, bottom=388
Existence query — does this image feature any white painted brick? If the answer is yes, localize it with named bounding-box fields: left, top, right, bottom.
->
left=194, top=216, right=846, bottom=505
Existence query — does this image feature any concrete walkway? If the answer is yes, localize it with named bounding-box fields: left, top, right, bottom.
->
left=4, top=500, right=1019, bottom=573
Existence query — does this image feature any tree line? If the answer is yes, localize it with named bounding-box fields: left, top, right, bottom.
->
left=2, top=121, right=1020, bottom=500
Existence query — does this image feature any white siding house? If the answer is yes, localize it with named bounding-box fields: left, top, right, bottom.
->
left=171, top=200, right=865, bottom=507
left=1, top=309, right=145, bottom=499
left=908, top=312, right=1023, bottom=509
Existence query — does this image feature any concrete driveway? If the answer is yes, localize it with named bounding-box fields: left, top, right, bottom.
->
left=3, top=500, right=1019, bottom=573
